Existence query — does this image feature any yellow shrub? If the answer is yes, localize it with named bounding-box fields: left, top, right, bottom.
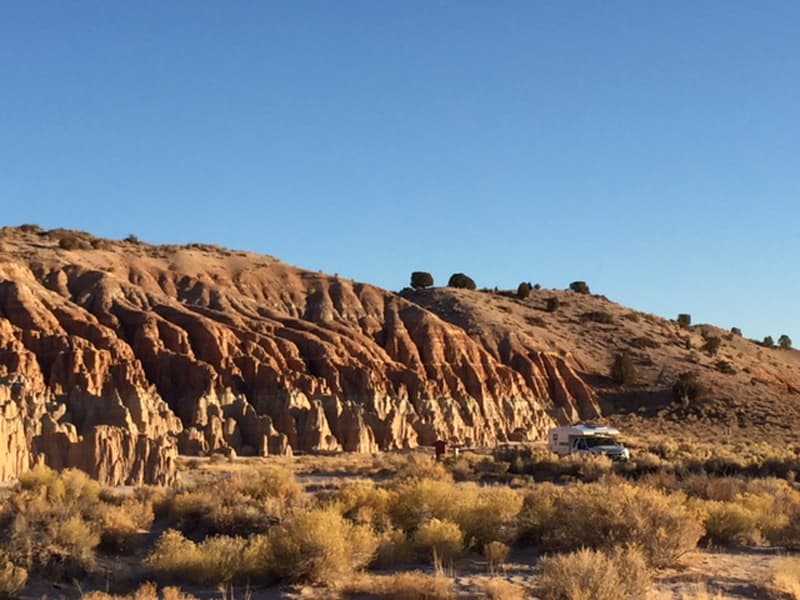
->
left=413, top=519, right=463, bottom=563
left=269, top=508, right=377, bottom=584
left=537, top=547, right=651, bottom=600
left=145, top=529, right=271, bottom=585
left=477, top=577, right=527, bottom=600
left=483, top=541, right=510, bottom=571
left=0, top=552, right=27, bottom=597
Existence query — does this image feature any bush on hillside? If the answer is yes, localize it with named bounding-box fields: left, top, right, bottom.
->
left=569, top=281, right=591, bottom=294
left=703, top=336, right=722, bottom=356
left=516, top=282, right=532, bottom=299
left=546, top=297, right=559, bottom=312
left=762, top=336, right=775, bottom=348
left=447, top=273, right=476, bottom=290
left=611, top=352, right=636, bottom=385
left=410, top=271, right=434, bottom=290
left=677, top=313, right=692, bottom=328
left=672, top=371, right=705, bottom=407
left=731, top=327, right=742, bottom=336
left=582, top=311, right=614, bottom=324
left=779, top=334, right=792, bottom=349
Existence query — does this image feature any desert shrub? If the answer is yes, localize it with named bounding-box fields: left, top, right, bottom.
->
left=124, top=234, right=141, bottom=244
left=537, top=547, right=651, bottom=600
left=672, top=371, right=705, bottom=406
left=145, top=529, right=270, bottom=585
left=58, top=234, right=86, bottom=250
left=392, top=455, right=454, bottom=483
left=0, top=552, right=27, bottom=598
left=413, top=519, right=463, bottom=562
left=677, top=313, right=692, bottom=328
left=269, top=507, right=377, bottom=584
left=447, top=273, right=476, bottom=290
left=82, top=583, right=198, bottom=600
left=703, top=336, right=722, bottom=356
left=90, top=238, right=112, bottom=250
left=762, top=335, right=775, bottom=348
left=341, top=571, right=456, bottom=599
left=771, top=556, right=800, bottom=599
left=701, top=501, right=762, bottom=546
left=483, top=541, right=510, bottom=571
left=517, top=480, right=703, bottom=567
left=516, top=282, right=532, bottom=299
left=18, top=223, right=43, bottom=233
left=387, top=479, right=523, bottom=549
left=165, top=466, right=305, bottom=535
left=546, top=297, right=559, bottom=312
left=410, top=272, right=434, bottom=290
left=582, top=311, right=614, bottom=324
left=569, top=281, right=590, bottom=294
left=96, top=497, right=154, bottom=552
left=1, top=467, right=103, bottom=579
left=731, top=327, right=742, bottom=336
left=373, top=528, right=414, bottom=568
left=334, top=481, right=392, bottom=530
left=779, top=334, right=793, bottom=349
left=611, top=352, right=636, bottom=385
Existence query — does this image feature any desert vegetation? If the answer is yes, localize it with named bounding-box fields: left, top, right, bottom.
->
left=0, top=440, right=797, bottom=599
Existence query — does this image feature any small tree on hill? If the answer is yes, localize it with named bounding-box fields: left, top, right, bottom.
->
left=762, top=336, right=775, bottom=348
left=517, top=282, right=532, bottom=299
left=569, top=281, right=590, bottom=294
left=410, top=271, right=434, bottom=290
left=731, top=327, right=742, bottom=337
left=677, top=314, right=692, bottom=329
left=611, top=352, right=636, bottom=386
left=778, top=334, right=792, bottom=349
left=546, top=297, right=559, bottom=312
left=673, top=372, right=705, bottom=408
left=448, top=273, right=476, bottom=290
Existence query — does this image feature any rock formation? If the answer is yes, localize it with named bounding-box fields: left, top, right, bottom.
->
left=0, top=226, right=605, bottom=484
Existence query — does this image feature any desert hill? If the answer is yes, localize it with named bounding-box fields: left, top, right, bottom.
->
left=0, top=225, right=797, bottom=484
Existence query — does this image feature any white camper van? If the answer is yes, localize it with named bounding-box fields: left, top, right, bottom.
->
left=548, top=424, right=631, bottom=461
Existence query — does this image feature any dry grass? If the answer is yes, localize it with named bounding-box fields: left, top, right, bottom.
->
left=82, top=582, right=198, bottom=600
left=537, top=547, right=651, bottom=600
left=340, top=571, right=455, bottom=599
left=476, top=577, right=528, bottom=599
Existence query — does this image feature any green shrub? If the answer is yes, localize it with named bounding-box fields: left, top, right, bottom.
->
left=447, top=273, right=476, bottom=290
left=410, top=272, right=434, bottom=290
left=516, top=282, right=532, bottom=299
left=546, top=297, right=559, bottom=312
left=269, top=508, right=378, bottom=584
left=677, top=313, right=692, bottom=328
left=569, top=281, right=591, bottom=294
left=762, top=335, right=775, bottom=348
left=582, top=311, right=614, bottom=324
left=731, top=327, right=742, bottom=336
left=779, top=334, right=792, bottom=349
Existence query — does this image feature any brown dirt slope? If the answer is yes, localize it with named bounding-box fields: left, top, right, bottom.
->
left=402, top=286, right=800, bottom=445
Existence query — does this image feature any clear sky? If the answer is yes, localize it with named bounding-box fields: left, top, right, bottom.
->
left=1, top=2, right=798, bottom=342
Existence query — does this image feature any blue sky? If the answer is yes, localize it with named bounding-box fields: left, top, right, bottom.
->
left=1, top=2, right=798, bottom=342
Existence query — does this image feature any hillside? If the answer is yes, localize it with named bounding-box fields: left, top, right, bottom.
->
left=1, top=225, right=797, bottom=484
